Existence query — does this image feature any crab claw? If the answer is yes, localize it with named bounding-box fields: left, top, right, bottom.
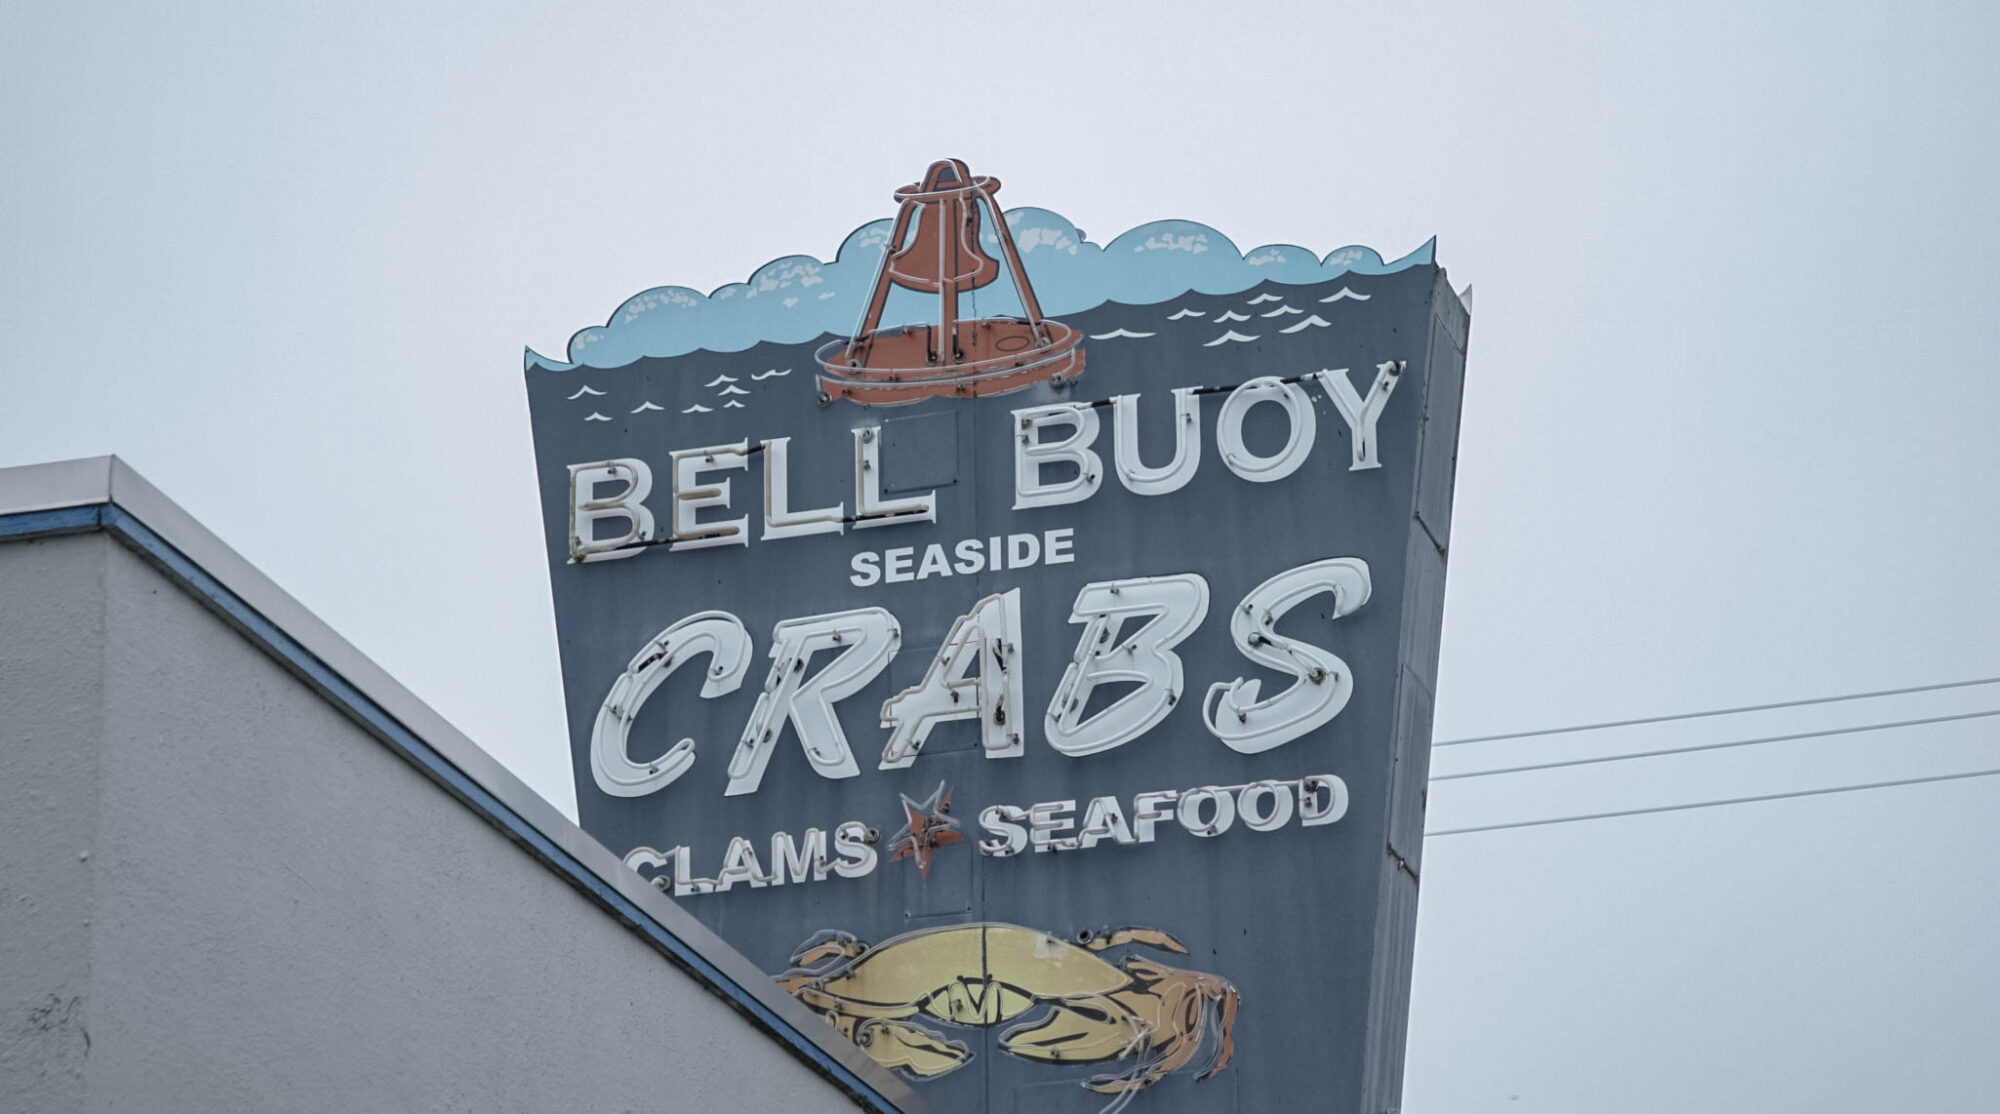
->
left=786, top=929, right=868, bottom=969
left=1000, top=998, right=1147, bottom=1065
left=854, top=1018, right=972, bottom=1080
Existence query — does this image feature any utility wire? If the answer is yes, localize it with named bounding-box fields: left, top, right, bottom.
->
left=1431, top=707, right=2000, bottom=782
left=1427, top=765, right=2000, bottom=837
left=1434, top=675, right=2000, bottom=748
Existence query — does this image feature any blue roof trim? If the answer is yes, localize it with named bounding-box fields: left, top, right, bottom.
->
left=0, top=502, right=910, bottom=1114
left=0, top=503, right=101, bottom=540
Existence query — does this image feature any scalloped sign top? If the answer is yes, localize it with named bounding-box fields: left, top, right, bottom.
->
left=525, top=207, right=1434, bottom=372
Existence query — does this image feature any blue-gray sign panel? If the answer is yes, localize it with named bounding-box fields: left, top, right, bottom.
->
left=527, top=195, right=1466, bottom=1113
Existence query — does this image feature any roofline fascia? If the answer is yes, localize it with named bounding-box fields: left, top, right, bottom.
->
left=0, top=455, right=926, bottom=1114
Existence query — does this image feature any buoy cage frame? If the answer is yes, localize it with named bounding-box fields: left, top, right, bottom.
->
left=815, top=159, right=1084, bottom=406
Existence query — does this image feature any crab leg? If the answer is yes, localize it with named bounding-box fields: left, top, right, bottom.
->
left=1198, top=982, right=1240, bottom=1079
left=1081, top=927, right=1189, bottom=954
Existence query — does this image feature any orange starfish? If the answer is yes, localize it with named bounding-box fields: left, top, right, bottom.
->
left=888, top=781, right=964, bottom=879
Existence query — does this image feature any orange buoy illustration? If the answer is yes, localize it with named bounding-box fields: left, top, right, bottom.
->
left=816, top=159, right=1085, bottom=406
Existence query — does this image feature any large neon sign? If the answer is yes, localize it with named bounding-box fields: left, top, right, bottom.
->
left=526, top=159, right=1469, bottom=1114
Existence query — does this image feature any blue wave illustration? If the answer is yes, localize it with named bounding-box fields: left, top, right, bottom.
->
left=525, top=208, right=1434, bottom=372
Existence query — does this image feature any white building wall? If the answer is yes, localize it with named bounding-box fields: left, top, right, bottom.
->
left=1, top=532, right=866, bottom=1113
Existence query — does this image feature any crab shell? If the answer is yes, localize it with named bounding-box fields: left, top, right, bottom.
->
left=794, top=923, right=1136, bottom=1027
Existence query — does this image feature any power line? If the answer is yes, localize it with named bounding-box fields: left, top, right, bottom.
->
left=1426, top=765, right=2000, bottom=837
left=1434, top=675, right=2000, bottom=748
left=1431, top=707, right=2000, bottom=782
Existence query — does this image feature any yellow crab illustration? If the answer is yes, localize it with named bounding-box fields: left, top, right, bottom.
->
left=774, top=922, right=1237, bottom=1110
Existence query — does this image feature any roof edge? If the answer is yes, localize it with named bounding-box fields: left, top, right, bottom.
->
left=0, top=455, right=926, bottom=1114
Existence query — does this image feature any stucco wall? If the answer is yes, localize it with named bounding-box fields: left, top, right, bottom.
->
left=1, top=532, right=858, bottom=1112
left=0, top=535, right=106, bottom=1110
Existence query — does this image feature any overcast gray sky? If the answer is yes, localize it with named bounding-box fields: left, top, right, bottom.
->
left=6, top=2, right=1998, bottom=1109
